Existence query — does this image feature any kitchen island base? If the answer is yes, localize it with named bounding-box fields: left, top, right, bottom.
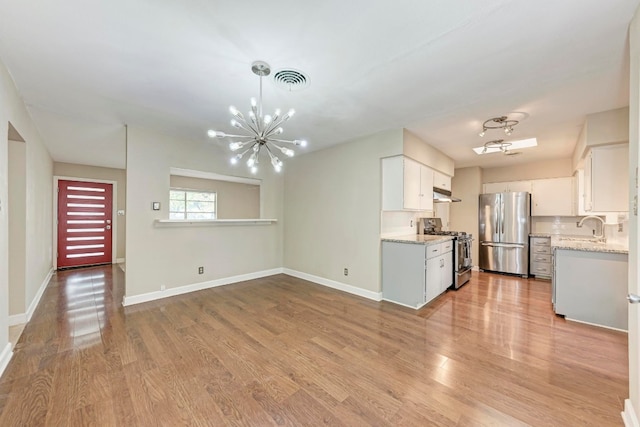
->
left=554, top=248, right=628, bottom=331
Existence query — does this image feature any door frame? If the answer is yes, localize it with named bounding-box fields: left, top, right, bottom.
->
left=52, top=176, right=118, bottom=270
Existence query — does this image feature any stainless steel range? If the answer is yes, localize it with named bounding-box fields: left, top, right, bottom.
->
left=421, top=218, right=473, bottom=289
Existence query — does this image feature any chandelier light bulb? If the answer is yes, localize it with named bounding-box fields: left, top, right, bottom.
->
left=271, top=157, right=283, bottom=172
left=273, top=127, right=284, bottom=135
left=282, top=109, right=295, bottom=121
left=208, top=130, right=225, bottom=138
left=264, top=115, right=272, bottom=124
left=230, top=157, right=238, bottom=165
left=293, top=139, right=307, bottom=147
left=231, top=119, right=241, bottom=128
left=229, top=106, right=239, bottom=115
left=247, top=153, right=256, bottom=167
left=250, top=98, right=257, bottom=107
left=250, top=166, right=258, bottom=174
left=229, top=142, right=241, bottom=151
left=274, top=109, right=281, bottom=117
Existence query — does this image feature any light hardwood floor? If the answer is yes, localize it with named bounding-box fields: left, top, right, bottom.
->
left=0, top=266, right=629, bottom=426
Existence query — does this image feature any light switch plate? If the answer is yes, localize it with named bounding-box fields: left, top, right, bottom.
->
left=152, top=202, right=160, bottom=211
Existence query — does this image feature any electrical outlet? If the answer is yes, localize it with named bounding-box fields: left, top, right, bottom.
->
left=160, top=285, right=166, bottom=291
left=198, top=266, right=204, bottom=274
left=344, top=268, right=348, bottom=276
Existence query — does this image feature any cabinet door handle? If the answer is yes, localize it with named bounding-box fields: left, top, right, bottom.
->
left=628, top=294, right=640, bottom=304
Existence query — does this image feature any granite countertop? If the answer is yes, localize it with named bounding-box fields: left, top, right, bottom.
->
left=381, top=234, right=454, bottom=246
left=550, top=235, right=628, bottom=254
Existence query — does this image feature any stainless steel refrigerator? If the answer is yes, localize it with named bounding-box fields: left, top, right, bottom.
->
left=478, top=192, right=531, bottom=277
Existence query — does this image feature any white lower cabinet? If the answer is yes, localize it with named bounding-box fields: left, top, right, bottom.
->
left=381, top=240, right=453, bottom=309
left=425, top=242, right=453, bottom=303
left=554, top=249, right=628, bottom=330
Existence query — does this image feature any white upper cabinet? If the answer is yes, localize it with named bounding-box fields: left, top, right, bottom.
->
left=583, top=144, right=629, bottom=212
left=531, top=177, right=575, bottom=216
left=483, top=180, right=532, bottom=194
left=433, top=170, right=452, bottom=191
left=382, top=156, right=434, bottom=211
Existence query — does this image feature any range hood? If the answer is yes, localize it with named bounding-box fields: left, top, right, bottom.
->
left=433, top=187, right=461, bottom=203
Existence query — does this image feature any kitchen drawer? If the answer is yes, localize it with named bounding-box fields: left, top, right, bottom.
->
left=426, top=243, right=442, bottom=259
left=530, top=254, right=551, bottom=264
left=530, top=262, right=551, bottom=276
left=441, top=240, right=454, bottom=253
left=531, top=237, right=551, bottom=246
left=531, top=245, right=551, bottom=255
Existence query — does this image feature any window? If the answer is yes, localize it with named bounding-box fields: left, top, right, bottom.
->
left=169, top=189, right=217, bottom=219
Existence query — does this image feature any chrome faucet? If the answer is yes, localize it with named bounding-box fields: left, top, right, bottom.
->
left=577, top=215, right=606, bottom=240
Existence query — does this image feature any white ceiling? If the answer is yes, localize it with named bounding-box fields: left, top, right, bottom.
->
left=0, top=0, right=637, bottom=170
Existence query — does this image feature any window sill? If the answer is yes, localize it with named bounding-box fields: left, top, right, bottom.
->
left=154, top=218, right=277, bottom=227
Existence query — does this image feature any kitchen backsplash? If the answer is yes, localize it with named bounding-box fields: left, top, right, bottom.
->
left=531, top=214, right=629, bottom=245
left=381, top=211, right=430, bottom=237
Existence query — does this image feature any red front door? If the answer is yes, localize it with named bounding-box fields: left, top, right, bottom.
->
left=57, top=180, right=113, bottom=269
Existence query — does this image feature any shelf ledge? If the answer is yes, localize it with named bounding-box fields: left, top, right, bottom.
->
left=154, top=219, right=277, bottom=227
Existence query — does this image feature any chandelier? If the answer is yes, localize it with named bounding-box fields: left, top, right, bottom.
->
left=207, top=61, right=307, bottom=174
left=479, top=116, right=519, bottom=137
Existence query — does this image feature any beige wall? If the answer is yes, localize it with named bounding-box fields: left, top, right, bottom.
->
left=284, top=129, right=403, bottom=294
left=627, top=4, right=640, bottom=422
left=450, top=167, right=482, bottom=266
left=0, top=57, right=53, bottom=356
left=8, top=140, right=26, bottom=317
left=403, top=129, right=455, bottom=176
left=482, top=158, right=573, bottom=183
left=125, top=126, right=284, bottom=298
left=53, top=162, right=126, bottom=260
left=170, top=175, right=259, bottom=219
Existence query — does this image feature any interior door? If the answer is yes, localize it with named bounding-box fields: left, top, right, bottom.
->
left=57, top=180, right=113, bottom=269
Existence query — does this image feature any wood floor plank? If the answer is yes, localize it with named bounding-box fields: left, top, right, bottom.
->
left=0, top=266, right=629, bottom=426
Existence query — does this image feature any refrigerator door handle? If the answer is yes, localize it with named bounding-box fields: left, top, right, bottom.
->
left=482, top=242, right=525, bottom=249
left=501, top=202, right=505, bottom=236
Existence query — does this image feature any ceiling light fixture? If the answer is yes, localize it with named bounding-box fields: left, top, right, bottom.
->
left=482, top=139, right=511, bottom=154
left=479, top=116, right=519, bottom=137
left=207, top=61, right=307, bottom=174
left=473, top=137, right=538, bottom=155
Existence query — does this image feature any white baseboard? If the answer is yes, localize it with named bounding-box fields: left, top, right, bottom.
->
left=8, top=268, right=53, bottom=326
left=565, top=317, right=628, bottom=333
left=0, top=343, right=13, bottom=378
left=282, top=268, right=382, bottom=302
left=8, top=313, right=26, bottom=326
left=122, top=268, right=284, bottom=306
left=26, top=268, right=53, bottom=322
left=623, top=399, right=640, bottom=427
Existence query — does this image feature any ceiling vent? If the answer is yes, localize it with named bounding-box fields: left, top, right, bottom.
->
left=273, top=69, right=309, bottom=91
